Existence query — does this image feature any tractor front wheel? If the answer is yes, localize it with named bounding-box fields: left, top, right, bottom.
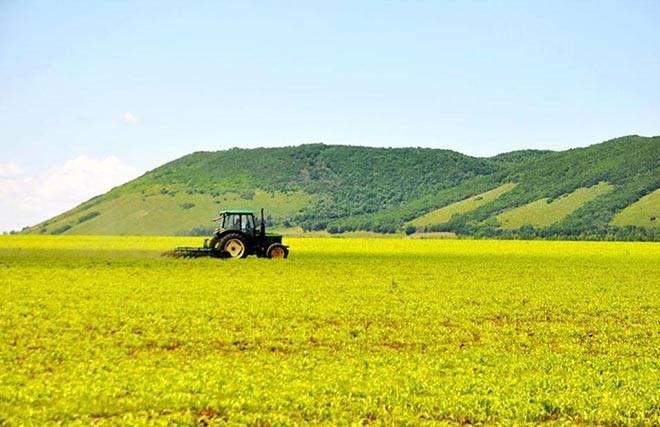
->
left=219, top=233, right=248, bottom=259
left=266, top=243, right=288, bottom=259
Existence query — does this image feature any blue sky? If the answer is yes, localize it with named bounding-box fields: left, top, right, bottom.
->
left=1, top=1, right=659, bottom=230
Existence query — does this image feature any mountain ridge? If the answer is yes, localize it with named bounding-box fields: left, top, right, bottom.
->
left=24, top=135, right=660, bottom=240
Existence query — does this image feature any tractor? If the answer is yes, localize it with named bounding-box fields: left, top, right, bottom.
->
left=164, top=209, right=289, bottom=259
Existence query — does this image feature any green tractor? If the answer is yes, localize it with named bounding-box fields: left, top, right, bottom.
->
left=165, top=209, right=289, bottom=259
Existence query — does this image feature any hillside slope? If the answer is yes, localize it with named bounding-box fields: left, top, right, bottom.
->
left=24, top=135, right=660, bottom=240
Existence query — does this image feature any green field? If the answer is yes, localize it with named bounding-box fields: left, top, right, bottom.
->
left=496, top=182, right=614, bottom=230
left=409, top=183, right=516, bottom=227
left=34, top=189, right=313, bottom=236
left=1, top=236, right=658, bottom=425
left=611, top=188, right=660, bottom=228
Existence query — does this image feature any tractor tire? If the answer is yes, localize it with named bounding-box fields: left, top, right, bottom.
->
left=219, top=233, right=248, bottom=259
left=209, top=236, right=221, bottom=256
left=266, top=243, right=288, bottom=259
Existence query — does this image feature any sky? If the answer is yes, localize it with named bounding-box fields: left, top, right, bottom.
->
left=1, top=1, right=659, bottom=231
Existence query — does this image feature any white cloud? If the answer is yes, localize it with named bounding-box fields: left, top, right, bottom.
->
left=122, top=112, right=140, bottom=125
left=0, top=155, right=141, bottom=232
left=0, top=163, right=24, bottom=177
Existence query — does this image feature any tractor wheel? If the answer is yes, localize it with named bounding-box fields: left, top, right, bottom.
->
left=266, top=243, right=288, bottom=259
left=219, top=233, right=248, bottom=259
left=209, top=236, right=220, bottom=256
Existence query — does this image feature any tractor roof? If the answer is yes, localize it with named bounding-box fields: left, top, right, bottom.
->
left=219, top=209, right=255, bottom=215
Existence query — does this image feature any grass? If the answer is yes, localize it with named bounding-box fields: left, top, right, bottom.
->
left=27, top=189, right=313, bottom=236
left=409, top=183, right=516, bottom=227
left=611, top=187, right=660, bottom=228
left=1, top=235, right=658, bottom=424
left=496, top=182, right=614, bottom=230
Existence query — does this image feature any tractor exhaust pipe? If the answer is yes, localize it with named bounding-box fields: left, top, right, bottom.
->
left=261, top=208, right=265, bottom=236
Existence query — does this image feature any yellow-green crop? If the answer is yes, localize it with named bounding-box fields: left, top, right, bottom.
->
left=0, top=236, right=658, bottom=425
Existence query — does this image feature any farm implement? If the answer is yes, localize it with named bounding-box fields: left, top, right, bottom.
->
left=163, top=209, right=289, bottom=259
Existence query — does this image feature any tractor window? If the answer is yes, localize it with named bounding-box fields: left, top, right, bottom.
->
left=222, top=214, right=241, bottom=230
left=242, top=215, right=255, bottom=233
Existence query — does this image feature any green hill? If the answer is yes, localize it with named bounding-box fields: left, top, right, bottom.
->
left=24, top=135, right=660, bottom=240
left=409, top=183, right=517, bottom=227
left=610, top=188, right=660, bottom=228
left=495, top=182, right=614, bottom=230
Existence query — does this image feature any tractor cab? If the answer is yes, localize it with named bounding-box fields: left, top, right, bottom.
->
left=214, top=210, right=259, bottom=236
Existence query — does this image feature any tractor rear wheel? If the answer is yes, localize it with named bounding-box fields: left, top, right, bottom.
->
left=219, top=233, right=248, bottom=259
left=266, top=243, right=288, bottom=259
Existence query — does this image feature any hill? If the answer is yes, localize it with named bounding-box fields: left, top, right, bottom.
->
left=24, top=135, right=660, bottom=240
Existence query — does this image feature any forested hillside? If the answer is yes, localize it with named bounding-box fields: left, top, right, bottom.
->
left=24, top=135, right=659, bottom=240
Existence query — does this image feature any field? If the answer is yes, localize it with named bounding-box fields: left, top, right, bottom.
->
left=1, top=236, right=659, bottom=425
left=409, top=183, right=516, bottom=227
left=28, top=189, right=313, bottom=236
left=496, top=182, right=614, bottom=230
left=611, top=188, right=660, bottom=228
